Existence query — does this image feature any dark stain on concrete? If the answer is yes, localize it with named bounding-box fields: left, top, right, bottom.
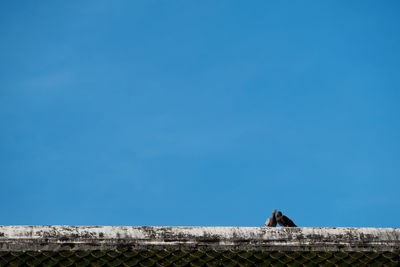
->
left=1, top=226, right=400, bottom=252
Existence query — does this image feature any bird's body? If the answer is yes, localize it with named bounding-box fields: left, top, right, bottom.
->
left=276, top=211, right=297, bottom=227
left=264, top=210, right=277, bottom=227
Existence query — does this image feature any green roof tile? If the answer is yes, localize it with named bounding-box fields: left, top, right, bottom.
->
left=1, top=226, right=399, bottom=266
left=0, top=250, right=399, bottom=266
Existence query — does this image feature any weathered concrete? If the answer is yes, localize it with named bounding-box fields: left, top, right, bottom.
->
left=0, top=226, right=399, bottom=251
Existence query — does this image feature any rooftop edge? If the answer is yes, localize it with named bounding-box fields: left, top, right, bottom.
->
left=1, top=226, right=399, bottom=251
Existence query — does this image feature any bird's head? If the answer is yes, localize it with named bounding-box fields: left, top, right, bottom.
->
left=277, top=211, right=282, bottom=217
left=272, top=209, right=277, bottom=214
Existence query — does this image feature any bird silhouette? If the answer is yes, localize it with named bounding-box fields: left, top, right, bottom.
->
left=276, top=211, right=297, bottom=227
left=264, top=209, right=277, bottom=227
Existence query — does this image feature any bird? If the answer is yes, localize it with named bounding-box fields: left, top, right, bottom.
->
left=276, top=211, right=297, bottom=227
left=264, top=209, right=277, bottom=227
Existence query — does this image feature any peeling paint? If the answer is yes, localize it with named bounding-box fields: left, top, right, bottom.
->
left=0, top=226, right=399, bottom=251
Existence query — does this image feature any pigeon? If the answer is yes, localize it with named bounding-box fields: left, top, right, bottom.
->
left=276, top=211, right=297, bottom=227
left=264, top=209, right=277, bottom=227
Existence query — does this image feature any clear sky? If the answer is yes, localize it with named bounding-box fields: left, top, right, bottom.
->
left=1, top=1, right=399, bottom=228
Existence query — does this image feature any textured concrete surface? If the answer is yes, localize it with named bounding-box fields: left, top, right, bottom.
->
left=0, top=226, right=399, bottom=251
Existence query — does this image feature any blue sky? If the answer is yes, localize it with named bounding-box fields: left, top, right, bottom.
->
left=1, top=1, right=399, bottom=228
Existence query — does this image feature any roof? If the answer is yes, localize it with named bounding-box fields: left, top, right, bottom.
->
left=1, top=226, right=399, bottom=266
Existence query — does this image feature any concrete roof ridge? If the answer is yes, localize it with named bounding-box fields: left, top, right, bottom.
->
left=0, top=225, right=399, bottom=251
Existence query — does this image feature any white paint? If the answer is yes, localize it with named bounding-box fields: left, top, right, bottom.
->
left=0, top=226, right=399, bottom=251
